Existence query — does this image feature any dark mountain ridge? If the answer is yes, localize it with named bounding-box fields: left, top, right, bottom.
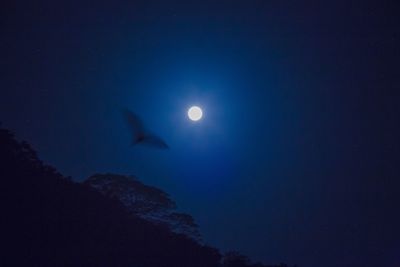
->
left=84, top=173, right=202, bottom=242
left=0, top=126, right=290, bottom=267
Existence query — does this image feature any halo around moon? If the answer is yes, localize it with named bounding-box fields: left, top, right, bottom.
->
left=188, top=106, right=203, bottom=121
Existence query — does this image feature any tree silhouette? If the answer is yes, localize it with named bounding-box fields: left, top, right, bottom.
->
left=0, top=125, right=291, bottom=267
left=85, top=173, right=202, bottom=241
left=222, top=251, right=251, bottom=267
left=0, top=126, right=220, bottom=267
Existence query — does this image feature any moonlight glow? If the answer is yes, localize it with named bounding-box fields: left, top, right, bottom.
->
left=188, top=106, right=203, bottom=121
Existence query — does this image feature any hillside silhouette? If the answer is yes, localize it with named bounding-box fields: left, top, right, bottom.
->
left=0, top=126, right=291, bottom=267
left=84, top=173, right=202, bottom=242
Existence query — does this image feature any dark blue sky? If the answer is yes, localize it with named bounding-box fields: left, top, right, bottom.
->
left=1, top=1, right=400, bottom=267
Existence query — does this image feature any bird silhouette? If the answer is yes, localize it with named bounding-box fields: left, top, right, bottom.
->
left=122, top=109, right=169, bottom=149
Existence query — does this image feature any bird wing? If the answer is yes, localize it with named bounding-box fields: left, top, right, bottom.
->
left=122, top=108, right=146, bottom=143
left=142, top=134, right=169, bottom=149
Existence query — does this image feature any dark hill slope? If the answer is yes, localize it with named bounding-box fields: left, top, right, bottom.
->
left=0, top=127, right=220, bottom=267
left=84, top=173, right=202, bottom=242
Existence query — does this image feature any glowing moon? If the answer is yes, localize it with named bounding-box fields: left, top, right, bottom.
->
left=188, top=106, right=203, bottom=121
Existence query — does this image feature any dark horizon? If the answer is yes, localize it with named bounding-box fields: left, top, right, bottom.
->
left=1, top=1, right=400, bottom=267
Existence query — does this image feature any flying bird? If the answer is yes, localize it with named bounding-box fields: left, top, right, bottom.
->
left=122, top=109, right=169, bottom=149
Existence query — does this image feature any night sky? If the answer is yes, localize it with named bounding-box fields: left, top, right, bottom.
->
left=1, top=1, right=400, bottom=267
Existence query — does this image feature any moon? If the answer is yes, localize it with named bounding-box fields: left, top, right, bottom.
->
left=188, top=106, right=203, bottom=121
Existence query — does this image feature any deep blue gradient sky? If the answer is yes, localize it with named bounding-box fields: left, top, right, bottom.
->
left=1, top=1, right=400, bottom=267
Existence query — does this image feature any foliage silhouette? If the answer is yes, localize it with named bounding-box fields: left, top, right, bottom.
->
left=0, top=126, right=292, bottom=267
left=0, top=127, right=219, bottom=267
left=85, top=173, right=202, bottom=241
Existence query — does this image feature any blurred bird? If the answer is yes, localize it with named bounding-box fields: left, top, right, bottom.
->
left=122, top=109, right=169, bottom=149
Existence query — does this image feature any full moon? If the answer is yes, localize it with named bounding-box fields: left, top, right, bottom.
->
left=188, top=106, right=203, bottom=121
